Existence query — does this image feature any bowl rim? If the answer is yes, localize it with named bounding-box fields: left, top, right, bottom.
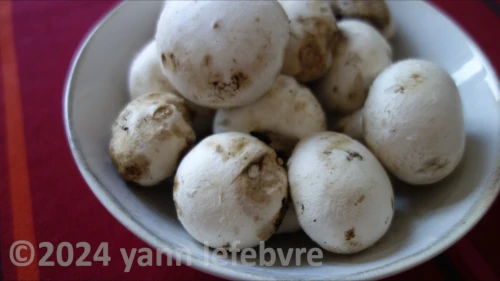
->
left=63, top=1, right=500, bottom=280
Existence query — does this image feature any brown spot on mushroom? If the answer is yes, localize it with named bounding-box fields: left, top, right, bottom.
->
left=222, top=243, right=230, bottom=248
left=230, top=71, right=249, bottom=90
left=277, top=158, right=284, bottom=166
left=255, top=17, right=260, bottom=22
left=207, top=71, right=251, bottom=102
left=257, top=197, right=287, bottom=241
left=417, top=157, right=449, bottom=173
left=171, top=125, right=185, bottom=139
left=410, top=73, right=425, bottom=85
left=167, top=52, right=178, bottom=72
left=161, top=54, right=167, bottom=68
left=392, top=85, right=405, bottom=94
left=272, top=198, right=288, bottom=232
left=356, top=195, right=365, bottom=204
left=152, top=105, right=173, bottom=120
left=120, top=154, right=150, bottom=182
left=213, top=20, right=220, bottom=29
left=173, top=175, right=179, bottom=193
left=253, top=216, right=260, bottom=223
left=391, top=197, right=394, bottom=210
left=215, top=144, right=223, bottom=154
left=228, top=137, right=249, bottom=156
left=294, top=101, right=306, bottom=112
left=147, top=92, right=192, bottom=124
left=174, top=198, right=182, bottom=217
left=297, top=33, right=327, bottom=81
left=203, top=54, right=212, bottom=67
left=346, top=151, right=363, bottom=161
left=385, top=216, right=389, bottom=224
left=234, top=153, right=286, bottom=219
left=345, top=228, right=355, bottom=241
left=323, top=134, right=353, bottom=152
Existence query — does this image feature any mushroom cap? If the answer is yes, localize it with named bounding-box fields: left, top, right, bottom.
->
left=313, top=19, right=392, bottom=113
left=288, top=132, right=394, bottom=254
left=128, top=41, right=177, bottom=100
left=363, top=59, right=466, bottom=185
left=156, top=1, right=290, bottom=109
left=213, top=75, right=326, bottom=155
left=109, top=93, right=195, bottom=186
left=330, top=0, right=395, bottom=39
left=279, top=0, right=338, bottom=82
left=174, top=132, right=288, bottom=249
left=332, top=109, right=364, bottom=142
left=276, top=200, right=301, bottom=234
left=127, top=40, right=215, bottom=139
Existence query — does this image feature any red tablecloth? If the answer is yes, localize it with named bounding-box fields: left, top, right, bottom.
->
left=1, top=1, right=500, bottom=280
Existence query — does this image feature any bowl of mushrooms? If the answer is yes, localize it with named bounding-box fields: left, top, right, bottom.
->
left=64, top=0, right=500, bottom=280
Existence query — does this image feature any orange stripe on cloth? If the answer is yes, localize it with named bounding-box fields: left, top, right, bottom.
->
left=0, top=1, right=40, bottom=281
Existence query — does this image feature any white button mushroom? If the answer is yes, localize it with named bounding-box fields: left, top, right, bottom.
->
left=332, top=109, right=364, bottom=142
left=128, top=41, right=177, bottom=101
left=363, top=59, right=466, bottom=185
left=213, top=75, right=326, bottom=158
left=155, top=1, right=290, bottom=109
left=278, top=0, right=338, bottom=82
left=127, top=40, right=215, bottom=139
left=313, top=19, right=392, bottom=114
left=174, top=132, right=288, bottom=249
left=109, top=93, right=195, bottom=186
left=288, top=132, right=394, bottom=254
left=329, top=0, right=395, bottom=39
left=275, top=201, right=301, bottom=234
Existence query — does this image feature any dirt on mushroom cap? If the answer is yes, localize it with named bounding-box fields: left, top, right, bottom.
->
left=109, top=92, right=195, bottom=186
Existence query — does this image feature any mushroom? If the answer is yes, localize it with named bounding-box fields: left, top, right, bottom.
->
left=313, top=19, right=392, bottom=114
left=288, top=132, right=394, bottom=254
left=155, top=1, right=290, bottom=109
left=128, top=40, right=177, bottom=101
left=213, top=75, right=326, bottom=159
left=363, top=59, right=466, bottom=185
left=127, top=40, right=215, bottom=139
left=331, top=109, right=363, bottom=142
left=276, top=201, right=301, bottom=234
left=278, top=0, right=338, bottom=82
left=109, top=93, right=195, bottom=186
left=329, top=0, right=395, bottom=39
left=173, top=132, right=288, bottom=249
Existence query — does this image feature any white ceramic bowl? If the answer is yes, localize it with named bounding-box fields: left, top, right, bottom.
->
left=64, top=1, right=500, bottom=280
